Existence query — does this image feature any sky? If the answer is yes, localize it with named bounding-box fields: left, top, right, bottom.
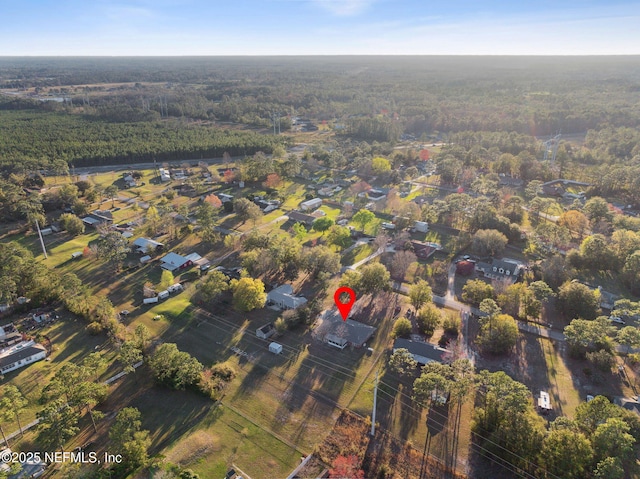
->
left=1, top=0, right=640, bottom=55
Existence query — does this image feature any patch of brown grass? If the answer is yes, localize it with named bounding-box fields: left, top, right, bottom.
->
left=166, top=430, right=221, bottom=466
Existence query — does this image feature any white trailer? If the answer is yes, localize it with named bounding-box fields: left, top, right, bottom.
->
left=269, top=342, right=283, bottom=354
left=143, top=297, right=159, bottom=304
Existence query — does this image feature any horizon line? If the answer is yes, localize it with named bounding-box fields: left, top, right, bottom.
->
left=2, top=53, right=640, bottom=58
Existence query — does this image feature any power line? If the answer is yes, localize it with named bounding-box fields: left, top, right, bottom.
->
left=376, top=378, right=561, bottom=479
left=373, top=386, right=536, bottom=479
left=184, top=304, right=559, bottom=478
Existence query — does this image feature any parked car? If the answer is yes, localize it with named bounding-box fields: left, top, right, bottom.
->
left=610, top=316, right=626, bottom=325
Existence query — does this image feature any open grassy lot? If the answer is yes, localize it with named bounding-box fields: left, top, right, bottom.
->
left=341, top=243, right=374, bottom=266
left=113, top=290, right=404, bottom=466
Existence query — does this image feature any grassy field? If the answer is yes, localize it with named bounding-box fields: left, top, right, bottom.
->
left=341, top=244, right=374, bottom=266
left=0, top=315, right=117, bottom=433
left=540, top=338, right=582, bottom=417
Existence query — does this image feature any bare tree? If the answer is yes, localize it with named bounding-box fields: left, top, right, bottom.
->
left=391, top=250, right=417, bottom=281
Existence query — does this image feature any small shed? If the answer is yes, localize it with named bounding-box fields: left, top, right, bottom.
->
left=269, top=342, right=283, bottom=354
left=256, top=323, right=276, bottom=340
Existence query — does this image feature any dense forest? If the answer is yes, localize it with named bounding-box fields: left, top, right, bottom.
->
left=2, top=56, right=640, bottom=145
left=0, top=100, right=287, bottom=170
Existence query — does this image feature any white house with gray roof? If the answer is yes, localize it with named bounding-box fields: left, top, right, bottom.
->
left=475, top=258, right=524, bottom=284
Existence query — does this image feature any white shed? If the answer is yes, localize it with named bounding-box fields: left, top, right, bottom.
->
left=269, top=342, right=283, bottom=354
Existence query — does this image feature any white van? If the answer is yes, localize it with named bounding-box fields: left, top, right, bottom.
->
left=71, top=251, right=83, bottom=259
left=157, top=290, right=170, bottom=300
left=143, top=297, right=159, bottom=304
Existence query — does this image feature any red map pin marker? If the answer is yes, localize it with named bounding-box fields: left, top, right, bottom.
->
left=334, top=286, right=356, bottom=321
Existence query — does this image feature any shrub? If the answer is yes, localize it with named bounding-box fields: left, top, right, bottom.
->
left=392, top=317, right=412, bottom=339
left=87, top=322, right=104, bottom=335
left=211, top=363, right=237, bottom=382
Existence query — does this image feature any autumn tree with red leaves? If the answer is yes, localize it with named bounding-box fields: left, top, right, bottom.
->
left=264, top=173, right=282, bottom=189
left=223, top=169, right=235, bottom=183
left=204, top=194, right=222, bottom=208
left=329, top=455, right=365, bottom=479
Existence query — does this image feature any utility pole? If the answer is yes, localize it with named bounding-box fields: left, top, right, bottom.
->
left=371, top=370, right=378, bottom=437
left=35, top=220, right=48, bottom=259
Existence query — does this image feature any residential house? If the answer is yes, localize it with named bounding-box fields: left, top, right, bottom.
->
left=82, top=210, right=113, bottom=229
left=132, top=237, right=164, bottom=254
left=255, top=199, right=280, bottom=213
left=455, top=260, right=476, bottom=276
left=160, top=252, right=194, bottom=272
left=267, top=285, right=308, bottom=310
left=364, top=189, right=387, bottom=202
left=393, top=338, right=448, bottom=365
left=475, top=258, right=523, bottom=284
left=123, top=174, right=138, bottom=188
left=288, top=211, right=316, bottom=226
left=597, top=286, right=618, bottom=310
left=324, top=317, right=376, bottom=349
left=0, top=340, right=47, bottom=375
left=410, top=241, right=441, bottom=260
left=159, top=168, right=171, bottom=182
left=256, top=323, right=276, bottom=340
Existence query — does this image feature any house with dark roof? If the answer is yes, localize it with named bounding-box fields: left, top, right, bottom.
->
left=475, top=258, right=523, bottom=283
left=82, top=210, right=113, bottom=228
left=323, top=315, right=376, bottom=349
left=412, top=195, right=432, bottom=206
left=256, top=323, right=276, bottom=340
left=410, top=241, right=441, bottom=260
left=0, top=340, right=47, bottom=374
left=456, top=260, right=476, bottom=276
left=288, top=211, right=316, bottom=226
left=393, top=338, right=449, bottom=365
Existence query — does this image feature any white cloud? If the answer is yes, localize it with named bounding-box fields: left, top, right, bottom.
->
left=312, top=0, right=375, bottom=16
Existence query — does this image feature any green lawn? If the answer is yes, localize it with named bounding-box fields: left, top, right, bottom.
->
left=341, top=244, right=374, bottom=266
left=541, top=338, right=582, bottom=417
left=0, top=316, right=116, bottom=434
left=163, top=405, right=301, bottom=479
